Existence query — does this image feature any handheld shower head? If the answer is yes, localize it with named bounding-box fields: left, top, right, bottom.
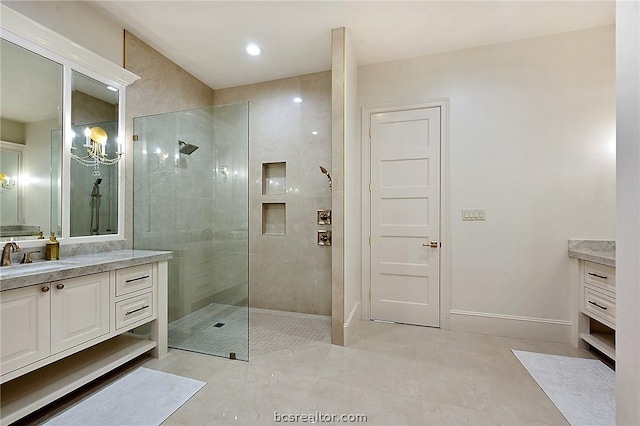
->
left=319, top=166, right=332, bottom=190
left=94, top=178, right=102, bottom=185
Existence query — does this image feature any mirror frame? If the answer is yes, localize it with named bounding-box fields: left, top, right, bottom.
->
left=0, top=4, right=139, bottom=247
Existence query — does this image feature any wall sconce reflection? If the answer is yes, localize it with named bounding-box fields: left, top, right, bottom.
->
left=0, top=172, right=16, bottom=191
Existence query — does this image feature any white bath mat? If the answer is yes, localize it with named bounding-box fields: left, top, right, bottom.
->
left=44, top=367, right=206, bottom=426
left=512, top=350, right=615, bottom=426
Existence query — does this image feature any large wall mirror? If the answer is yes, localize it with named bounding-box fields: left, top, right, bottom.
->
left=0, top=38, right=62, bottom=241
left=0, top=4, right=138, bottom=245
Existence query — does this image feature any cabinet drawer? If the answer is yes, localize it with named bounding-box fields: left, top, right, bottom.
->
left=115, top=264, right=153, bottom=297
left=583, top=286, right=616, bottom=327
left=115, top=292, right=154, bottom=330
left=584, top=261, right=615, bottom=294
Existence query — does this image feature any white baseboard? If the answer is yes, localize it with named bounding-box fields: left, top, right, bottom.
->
left=448, top=309, right=573, bottom=344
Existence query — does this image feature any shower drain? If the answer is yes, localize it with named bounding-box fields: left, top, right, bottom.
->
left=212, top=322, right=226, bottom=328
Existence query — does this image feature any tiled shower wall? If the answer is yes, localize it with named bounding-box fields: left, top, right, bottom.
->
left=214, top=71, right=332, bottom=316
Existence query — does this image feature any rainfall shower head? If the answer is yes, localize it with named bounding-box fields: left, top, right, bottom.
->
left=178, top=140, right=199, bottom=155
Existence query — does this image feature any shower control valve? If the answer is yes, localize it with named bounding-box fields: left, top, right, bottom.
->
left=317, top=230, right=332, bottom=246
left=317, top=210, right=332, bottom=225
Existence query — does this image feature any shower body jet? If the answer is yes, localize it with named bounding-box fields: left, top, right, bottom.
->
left=319, top=166, right=332, bottom=190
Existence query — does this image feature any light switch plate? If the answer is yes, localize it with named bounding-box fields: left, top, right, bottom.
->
left=462, top=209, right=486, bottom=221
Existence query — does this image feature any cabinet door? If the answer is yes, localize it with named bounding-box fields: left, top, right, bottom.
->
left=51, top=272, right=110, bottom=354
left=0, top=285, right=51, bottom=374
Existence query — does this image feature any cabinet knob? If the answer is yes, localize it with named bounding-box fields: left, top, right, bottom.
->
left=56, top=284, right=64, bottom=290
left=41, top=286, right=50, bottom=293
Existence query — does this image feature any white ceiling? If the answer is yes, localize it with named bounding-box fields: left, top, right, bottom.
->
left=91, top=1, right=615, bottom=90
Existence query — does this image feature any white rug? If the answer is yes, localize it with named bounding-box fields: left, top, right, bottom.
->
left=44, top=368, right=206, bottom=426
left=512, top=350, right=615, bottom=426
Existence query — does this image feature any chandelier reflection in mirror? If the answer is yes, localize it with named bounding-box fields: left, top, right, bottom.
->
left=71, top=126, right=122, bottom=177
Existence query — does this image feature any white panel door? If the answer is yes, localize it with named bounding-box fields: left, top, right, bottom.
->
left=370, top=107, right=440, bottom=326
left=0, top=285, right=51, bottom=374
left=51, top=272, right=110, bottom=354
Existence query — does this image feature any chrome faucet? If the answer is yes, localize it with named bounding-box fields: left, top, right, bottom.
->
left=1, top=242, right=21, bottom=267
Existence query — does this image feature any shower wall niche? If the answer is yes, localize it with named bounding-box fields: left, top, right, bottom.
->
left=262, top=203, right=286, bottom=235
left=261, top=162, right=287, bottom=235
left=262, top=162, right=286, bottom=195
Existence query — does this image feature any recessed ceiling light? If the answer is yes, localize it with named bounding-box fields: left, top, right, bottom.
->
left=293, top=97, right=302, bottom=103
left=311, top=131, right=318, bottom=135
left=246, top=43, right=263, bottom=56
left=106, top=86, right=117, bottom=92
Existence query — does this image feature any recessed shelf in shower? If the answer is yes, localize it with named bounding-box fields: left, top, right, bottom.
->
left=262, top=203, right=286, bottom=235
left=262, top=162, right=286, bottom=195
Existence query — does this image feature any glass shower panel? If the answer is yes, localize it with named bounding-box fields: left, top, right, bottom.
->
left=133, top=103, right=249, bottom=360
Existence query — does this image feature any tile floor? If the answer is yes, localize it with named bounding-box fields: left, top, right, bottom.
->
left=168, top=305, right=331, bottom=360
left=18, top=318, right=598, bottom=426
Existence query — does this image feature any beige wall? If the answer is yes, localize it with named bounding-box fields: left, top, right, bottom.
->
left=615, top=1, right=640, bottom=423
left=0, top=118, right=25, bottom=144
left=71, top=91, right=117, bottom=126
left=357, top=26, right=616, bottom=342
left=124, top=31, right=215, bottom=247
left=215, top=71, right=332, bottom=317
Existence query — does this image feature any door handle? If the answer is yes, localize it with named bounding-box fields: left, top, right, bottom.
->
left=422, top=241, right=439, bottom=248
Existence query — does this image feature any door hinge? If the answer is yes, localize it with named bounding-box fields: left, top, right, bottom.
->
left=368, top=236, right=371, bottom=246
left=369, top=128, right=372, bottom=138
left=369, top=290, right=371, bottom=301
left=369, top=182, right=372, bottom=192
left=132, top=135, right=139, bottom=141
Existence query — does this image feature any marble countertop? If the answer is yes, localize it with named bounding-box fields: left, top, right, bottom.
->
left=568, top=240, right=615, bottom=267
left=0, top=249, right=173, bottom=292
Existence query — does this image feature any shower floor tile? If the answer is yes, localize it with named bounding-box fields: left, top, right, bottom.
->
left=168, top=304, right=330, bottom=360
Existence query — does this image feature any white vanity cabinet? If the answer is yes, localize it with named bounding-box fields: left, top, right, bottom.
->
left=574, top=258, right=616, bottom=361
left=51, top=272, right=111, bottom=354
left=0, top=253, right=169, bottom=425
left=0, top=285, right=50, bottom=374
left=569, top=241, right=616, bottom=361
left=578, top=261, right=616, bottom=360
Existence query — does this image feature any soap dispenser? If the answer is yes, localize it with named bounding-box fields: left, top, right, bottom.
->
left=45, top=232, right=59, bottom=260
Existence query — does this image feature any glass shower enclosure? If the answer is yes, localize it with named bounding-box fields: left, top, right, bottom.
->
left=133, top=103, right=249, bottom=360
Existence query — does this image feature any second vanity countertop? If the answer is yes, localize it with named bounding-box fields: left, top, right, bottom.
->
left=568, top=240, right=615, bottom=267
left=0, top=249, right=173, bottom=292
